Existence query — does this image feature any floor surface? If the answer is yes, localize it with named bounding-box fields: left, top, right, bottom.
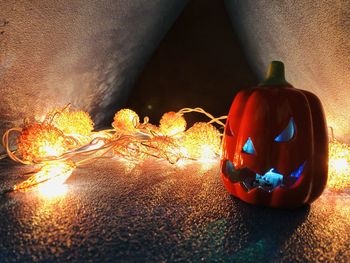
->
left=0, top=158, right=349, bottom=262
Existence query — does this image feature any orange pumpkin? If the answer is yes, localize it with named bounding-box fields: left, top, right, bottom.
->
left=221, top=61, right=328, bottom=208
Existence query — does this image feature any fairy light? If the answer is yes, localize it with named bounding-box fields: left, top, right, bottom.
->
left=143, top=136, right=182, bottom=164
left=17, top=123, right=70, bottom=162
left=47, top=104, right=94, bottom=137
left=112, top=109, right=140, bottom=132
left=13, top=161, right=74, bottom=192
left=36, top=163, right=73, bottom=198
left=2, top=105, right=226, bottom=193
left=159, top=111, right=186, bottom=136
left=112, top=136, right=147, bottom=162
left=182, top=122, right=221, bottom=160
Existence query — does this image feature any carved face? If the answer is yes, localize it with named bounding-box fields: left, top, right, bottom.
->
left=221, top=86, right=328, bottom=208
left=224, top=117, right=305, bottom=192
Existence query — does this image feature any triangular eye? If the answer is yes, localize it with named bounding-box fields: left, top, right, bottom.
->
left=242, top=137, right=256, bottom=155
left=275, top=118, right=295, bottom=142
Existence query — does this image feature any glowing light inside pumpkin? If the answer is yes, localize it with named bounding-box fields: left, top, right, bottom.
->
left=242, top=137, right=256, bottom=155
left=274, top=118, right=295, bottom=142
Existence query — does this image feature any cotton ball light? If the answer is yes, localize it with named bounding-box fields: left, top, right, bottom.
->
left=159, top=111, right=186, bottom=136
left=17, top=123, right=70, bottom=162
left=49, top=106, right=94, bottom=136
left=182, top=122, right=221, bottom=160
left=112, top=109, right=140, bottom=132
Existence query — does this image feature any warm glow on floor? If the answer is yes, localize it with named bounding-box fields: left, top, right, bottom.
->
left=37, top=181, right=68, bottom=198
left=13, top=162, right=74, bottom=193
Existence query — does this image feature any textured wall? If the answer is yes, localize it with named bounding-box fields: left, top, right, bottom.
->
left=225, top=0, right=350, bottom=143
left=0, top=0, right=187, bottom=134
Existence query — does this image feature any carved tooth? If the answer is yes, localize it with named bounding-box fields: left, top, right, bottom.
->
left=224, top=160, right=240, bottom=182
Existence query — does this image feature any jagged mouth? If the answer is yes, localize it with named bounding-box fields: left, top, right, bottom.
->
left=222, top=160, right=305, bottom=192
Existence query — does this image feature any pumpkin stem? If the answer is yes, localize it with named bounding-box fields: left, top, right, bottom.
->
left=258, top=61, right=291, bottom=86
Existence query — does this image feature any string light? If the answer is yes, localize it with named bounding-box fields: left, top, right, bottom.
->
left=2, top=105, right=226, bottom=193
left=142, top=136, right=182, bottom=164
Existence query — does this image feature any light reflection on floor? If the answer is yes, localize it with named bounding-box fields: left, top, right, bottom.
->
left=0, top=158, right=349, bottom=262
left=36, top=182, right=69, bottom=199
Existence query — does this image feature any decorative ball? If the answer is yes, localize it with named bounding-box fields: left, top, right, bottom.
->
left=182, top=122, right=221, bottom=159
left=49, top=106, right=94, bottom=136
left=159, top=111, right=186, bottom=136
left=112, top=109, right=140, bottom=132
left=18, top=123, right=70, bottom=162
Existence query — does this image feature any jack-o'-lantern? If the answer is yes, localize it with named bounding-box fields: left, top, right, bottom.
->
left=221, top=61, right=328, bottom=208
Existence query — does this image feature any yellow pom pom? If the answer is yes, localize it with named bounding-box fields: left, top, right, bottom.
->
left=159, top=111, right=186, bottom=136
left=49, top=105, right=94, bottom=136
left=18, top=123, right=70, bottom=162
left=182, top=122, right=221, bottom=160
left=112, top=109, right=140, bottom=132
